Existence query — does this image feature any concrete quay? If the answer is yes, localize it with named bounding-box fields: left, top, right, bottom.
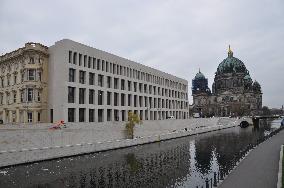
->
left=0, top=118, right=242, bottom=168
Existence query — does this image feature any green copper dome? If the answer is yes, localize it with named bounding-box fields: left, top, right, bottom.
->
left=194, top=69, right=205, bottom=79
left=244, top=74, right=252, bottom=80
left=217, top=46, right=247, bottom=75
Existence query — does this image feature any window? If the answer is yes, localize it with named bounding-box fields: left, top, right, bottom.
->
left=69, top=68, right=76, bottom=82
left=73, top=52, right=77, bottom=64
left=84, top=55, right=87, bottom=67
left=121, top=79, right=125, bottom=90
left=114, top=78, right=118, bottom=89
left=37, top=91, right=41, bottom=102
left=27, top=112, right=33, bottom=123
left=68, top=87, right=75, bottom=103
left=27, top=88, right=33, bottom=102
left=38, top=112, right=41, bottom=122
left=97, top=59, right=100, bottom=70
left=68, top=108, right=75, bottom=122
left=98, top=90, right=104, bottom=105
left=28, top=70, right=35, bottom=81
left=89, top=109, right=95, bottom=122
left=98, top=109, right=103, bottom=122
left=107, top=92, right=111, bottom=105
left=89, top=89, right=95, bottom=104
left=79, top=71, right=86, bottom=84
left=98, top=74, right=104, bottom=87
left=89, top=73, right=95, bottom=85
left=102, top=60, right=105, bottom=71
left=14, top=75, right=17, bottom=85
left=107, top=76, right=111, bottom=88
left=79, top=54, right=82, bottom=66
left=79, top=108, right=85, bottom=122
left=114, top=93, right=118, bottom=106
left=88, top=57, right=91, bottom=68
left=128, top=81, right=131, bottom=91
left=69, top=51, right=72, bottom=63
left=121, top=93, right=125, bottom=106
left=13, top=92, right=16, bottom=103
left=29, top=57, right=35, bottom=64
left=79, top=88, right=85, bottom=104
left=134, top=82, right=137, bottom=92
left=7, top=76, right=10, bottom=86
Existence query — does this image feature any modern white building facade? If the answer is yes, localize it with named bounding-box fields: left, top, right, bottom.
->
left=48, top=39, right=189, bottom=123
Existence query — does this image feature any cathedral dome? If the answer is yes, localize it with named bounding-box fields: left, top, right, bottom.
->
left=194, top=69, right=205, bottom=79
left=216, top=46, right=247, bottom=75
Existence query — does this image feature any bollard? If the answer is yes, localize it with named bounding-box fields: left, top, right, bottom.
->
left=220, top=171, right=224, bottom=180
left=213, top=172, right=217, bottom=187
left=210, top=178, right=212, bottom=188
left=205, top=178, right=209, bottom=188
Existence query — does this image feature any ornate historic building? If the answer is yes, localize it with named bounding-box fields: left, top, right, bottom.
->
left=192, top=46, right=262, bottom=117
left=0, top=43, right=49, bottom=123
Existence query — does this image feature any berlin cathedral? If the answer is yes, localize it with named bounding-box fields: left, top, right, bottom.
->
left=192, top=46, right=262, bottom=117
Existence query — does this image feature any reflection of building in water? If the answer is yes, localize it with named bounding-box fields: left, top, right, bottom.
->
left=0, top=139, right=192, bottom=188
left=192, top=46, right=262, bottom=117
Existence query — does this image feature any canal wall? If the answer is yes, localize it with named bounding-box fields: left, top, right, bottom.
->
left=0, top=117, right=242, bottom=168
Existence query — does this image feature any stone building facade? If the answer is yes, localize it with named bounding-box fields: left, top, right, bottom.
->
left=0, top=39, right=189, bottom=124
left=0, top=43, right=49, bottom=124
left=192, top=46, right=262, bottom=117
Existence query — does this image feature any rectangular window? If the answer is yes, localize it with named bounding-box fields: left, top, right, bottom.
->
left=28, top=69, right=35, bottom=81
left=121, top=79, right=125, bottom=90
left=102, top=60, right=105, bottom=71
left=13, top=93, right=16, bottom=103
left=107, top=92, right=111, bottom=105
left=92, top=58, right=96, bottom=69
left=69, top=51, right=72, bottom=63
left=89, top=73, right=95, bottom=85
left=88, top=56, right=91, bottom=68
left=89, top=89, right=95, bottom=104
left=27, top=88, right=33, bottom=102
left=121, top=93, right=125, bottom=106
left=98, top=74, right=104, bottom=87
left=79, top=108, right=85, bottom=122
left=73, top=52, right=77, bottom=64
left=107, top=76, right=111, bottom=88
left=79, top=53, right=82, bottom=66
left=114, top=78, right=118, bottom=89
left=84, top=55, right=87, bottom=67
left=69, top=68, right=76, bottom=82
left=68, top=87, right=75, bottom=103
left=79, top=71, right=86, bottom=84
left=98, top=90, right=103, bottom=105
left=89, top=109, right=94, bottom=122
left=27, top=112, right=33, bottom=123
left=97, top=59, right=100, bottom=70
left=128, top=81, right=131, bottom=91
left=29, top=57, right=35, bottom=64
left=68, top=108, right=75, bottom=122
left=114, top=92, right=118, bottom=106
left=79, top=88, right=85, bottom=104
left=98, top=109, right=103, bottom=122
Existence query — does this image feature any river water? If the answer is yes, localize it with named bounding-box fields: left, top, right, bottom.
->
left=0, top=119, right=282, bottom=188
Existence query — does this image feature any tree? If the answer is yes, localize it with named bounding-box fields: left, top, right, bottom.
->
left=262, top=106, right=271, bottom=116
left=125, top=112, right=142, bottom=139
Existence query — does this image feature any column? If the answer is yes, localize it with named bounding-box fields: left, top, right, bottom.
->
left=33, top=110, right=38, bottom=123
left=2, top=109, right=6, bottom=124
left=16, top=108, right=20, bottom=123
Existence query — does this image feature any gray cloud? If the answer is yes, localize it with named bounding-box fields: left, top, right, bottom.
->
left=0, top=0, right=283, bottom=108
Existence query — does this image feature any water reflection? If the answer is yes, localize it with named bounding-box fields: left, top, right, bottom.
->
left=0, top=119, right=282, bottom=188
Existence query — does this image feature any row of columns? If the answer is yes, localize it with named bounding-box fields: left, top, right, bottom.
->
left=1, top=109, right=41, bottom=124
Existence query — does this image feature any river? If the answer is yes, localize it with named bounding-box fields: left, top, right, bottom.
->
left=0, top=119, right=282, bottom=188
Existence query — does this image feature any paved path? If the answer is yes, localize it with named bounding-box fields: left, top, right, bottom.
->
left=219, top=129, right=284, bottom=188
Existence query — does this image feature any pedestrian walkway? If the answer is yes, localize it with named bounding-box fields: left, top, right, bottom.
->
left=219, top=129, right=284, bottom=188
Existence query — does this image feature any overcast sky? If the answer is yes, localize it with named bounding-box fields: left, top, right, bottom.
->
left=0, top=0, right=283, bottom=108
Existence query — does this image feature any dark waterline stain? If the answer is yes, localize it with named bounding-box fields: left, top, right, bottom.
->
left=0, top=119, right=282, bottom=188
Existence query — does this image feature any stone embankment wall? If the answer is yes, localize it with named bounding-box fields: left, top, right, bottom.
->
left=0, top=118, right=242, bottom=168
